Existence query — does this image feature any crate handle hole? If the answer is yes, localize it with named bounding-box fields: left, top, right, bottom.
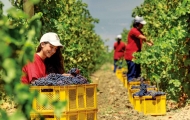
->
left=41, top=89, right=53, bottom=92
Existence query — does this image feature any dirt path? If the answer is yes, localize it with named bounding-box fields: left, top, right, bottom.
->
left=90, top=63, right=190, bottom=120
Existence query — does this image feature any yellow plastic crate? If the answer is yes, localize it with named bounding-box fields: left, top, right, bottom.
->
left=127, top=81, right=150, bottom=91
left=133, top=95, right=166, bottom=115
left=122, top=74, right=127, bottom=87
left=30, top=84, right=97, bottom=113
left=121, top=68, right=127, bottom=73
left=122, top=78, right=151, bottom=90
left=122, top=77, right=128, bottom=89
left=120, top=68, right=127, bottom=83
left=115, top=69, right=123, bottom=82
left=30, top=109, right=98, bottom=120
left=128, top=87, right=157, bottom=106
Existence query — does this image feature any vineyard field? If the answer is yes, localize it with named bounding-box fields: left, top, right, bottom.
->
left=91, top=63, right=190, bottom=120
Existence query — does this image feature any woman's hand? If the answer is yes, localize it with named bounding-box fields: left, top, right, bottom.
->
left=62, top=73, right=72, bottom=77
left=146, top=40, right=154, bottom=46
left=30, top=78, right=37, bottom=84
left=138, top=34, right=154, bottom=46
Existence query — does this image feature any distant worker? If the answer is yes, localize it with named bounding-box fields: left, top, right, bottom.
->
left=125, top=16, right=153, bottom=81
left=113, top=34, right=126, bottom=73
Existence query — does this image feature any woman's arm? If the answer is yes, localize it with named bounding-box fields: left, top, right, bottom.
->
left=62, top=73, right=72, bottom=76
left=138, top=34, right=153, bottom=46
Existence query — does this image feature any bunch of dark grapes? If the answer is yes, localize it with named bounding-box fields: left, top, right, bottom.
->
left=75, top=74, right=88, bottom=84
left=30, top=68, right=89, bottom=86
left=146, top=90, right=166, bottom=99
left=131, top=85, right=156, bottom=89
left=68, top=68, right=80, bottom=77
left=132, top=82, right=165, bottom=98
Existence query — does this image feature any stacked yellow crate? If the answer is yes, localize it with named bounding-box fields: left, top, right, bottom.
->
left=121, top=68, right=127, bottom=73
left=127, top=82, right=166, bottom=115
left=129, top=86, right=157, bottom=106
left=127, top=81, right=150, bottom=105
left=121, top=75, right=166, bottom=116
left=116, top=68, right=127, bottom=83
left=122, top=74, right=127, bottom=88
left=127, top=81, right=150, bottom=94
left=30, top=84, right=98, bottom=120
left=115, top=66, right=166, bottom=116
left=133, top=95, right=166, bottom=115
left=115, top=69, right=123, bottom=83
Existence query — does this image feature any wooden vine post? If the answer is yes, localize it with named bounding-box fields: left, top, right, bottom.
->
left=23, top=0, right=34, bottom=18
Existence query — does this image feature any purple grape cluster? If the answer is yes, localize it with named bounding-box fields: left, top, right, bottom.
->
left=68, top=68, right=80, bottom=77
left=131, top=85, right=156, bottom=89
left=30, top=71, right=89, bottom=86
left=132, top=82, right=165, bottom=99
left=133, top=90, right=165, bottom=99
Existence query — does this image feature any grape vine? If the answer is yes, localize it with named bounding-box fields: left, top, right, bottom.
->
left=0, top=0, right=107, bottom=119
left=132, top=0, right=190, bottom=102
left=12, top=0, right=107, bottom=78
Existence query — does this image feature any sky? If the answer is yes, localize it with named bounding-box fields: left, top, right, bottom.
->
left=1, top=0, right=144, bottom=50
left=1, top=0, right=11, bottom=13
left=82, top=0, right=144, bottom=50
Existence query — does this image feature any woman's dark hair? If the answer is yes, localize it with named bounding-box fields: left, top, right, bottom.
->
left=133, top=21, right=141, bottom=28
left=36, top=42, right=65, bottom=74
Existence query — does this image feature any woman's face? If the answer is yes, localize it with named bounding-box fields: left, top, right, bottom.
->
left=41, top=43, right=58, bottom=58
left=138, top=23, right=144, bottom=29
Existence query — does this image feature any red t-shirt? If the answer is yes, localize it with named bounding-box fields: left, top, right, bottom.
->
left=124, top=28, right=143, bottom=60
left=21, top=53, right=46, bottom=84
left=114, top=41, right=125, bottom=60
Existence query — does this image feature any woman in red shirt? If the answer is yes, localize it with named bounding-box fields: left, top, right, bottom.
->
left=113, top=35, right=126, bottom=73
left=21, top=32, right=69, bottom=84
left=125, top=16, right=153, bottom=81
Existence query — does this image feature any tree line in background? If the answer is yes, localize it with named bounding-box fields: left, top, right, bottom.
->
left=0, top=0, right=108, bottom=119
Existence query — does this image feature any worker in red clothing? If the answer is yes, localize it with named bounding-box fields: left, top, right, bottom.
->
left=125, top=16, right=153, bottom=81
left=113, top=34, right=126, bottom=73
left=21, top=32, right=70, bottom=84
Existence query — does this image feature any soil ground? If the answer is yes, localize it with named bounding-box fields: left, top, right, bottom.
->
left=90, top=63, right=190, bottom=120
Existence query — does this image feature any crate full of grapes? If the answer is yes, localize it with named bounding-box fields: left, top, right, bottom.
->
left=30, top=84, right=97, bottom=113
left=128, top=85, right=157, bottom=105
left=133, top=93, right=166, bottom=115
